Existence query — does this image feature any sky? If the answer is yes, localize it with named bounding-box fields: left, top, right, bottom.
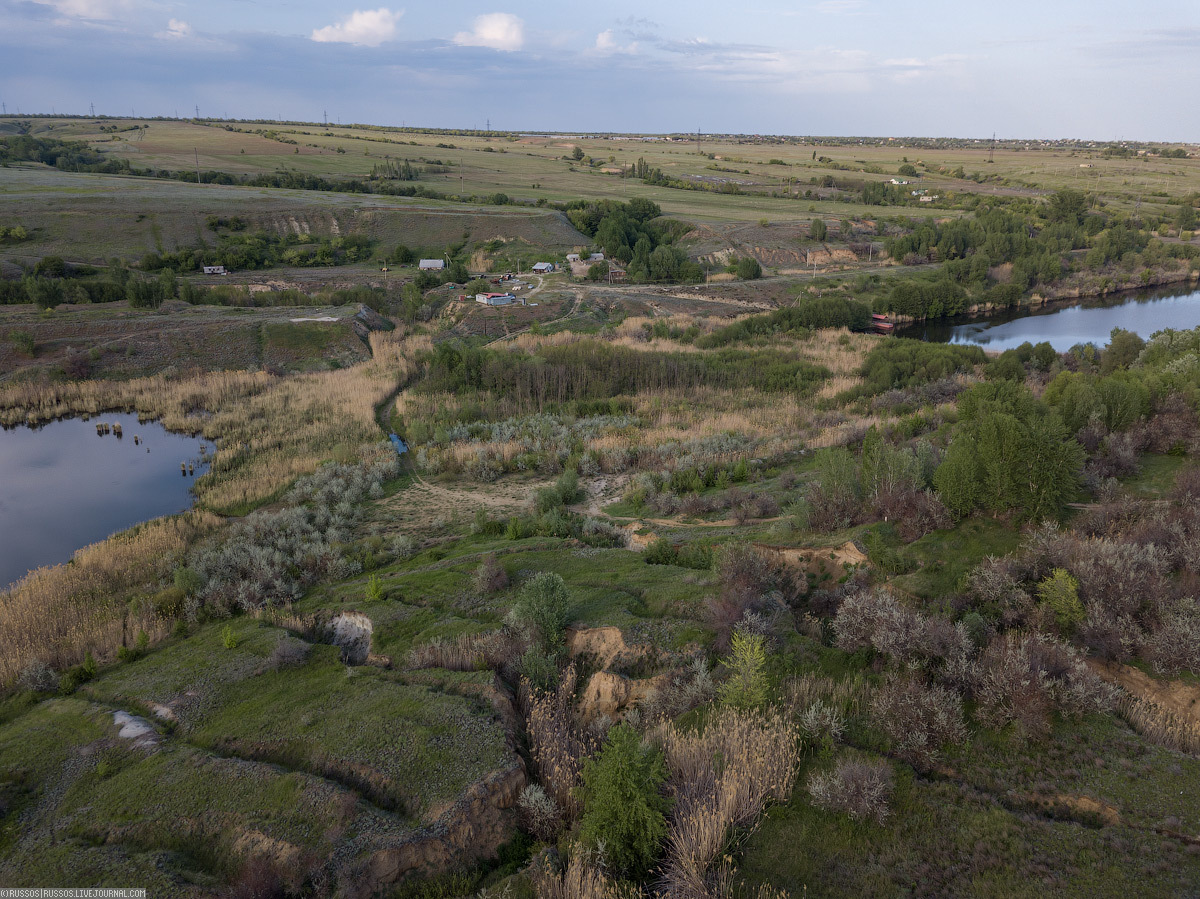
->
left=1, top=0, right=1198, bottom=140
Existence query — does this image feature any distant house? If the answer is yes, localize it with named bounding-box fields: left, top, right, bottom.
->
left=419, top=259, right=446, bottom=271
left=531, top=262, right=555, bottom=273
left=566, top=253, right=581, bottom=263
left=890, top=178, right=909, bottom=186
left=202, top=265, right=227, bottom=275
left=476, top=293, right=516, bottom=306
left=587, top=252, right=605, bottom=261
left=919, top=195, right=940, bottom=203
left=607, top=266, right=627, bottom=282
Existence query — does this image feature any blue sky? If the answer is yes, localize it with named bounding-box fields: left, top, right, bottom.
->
left=1, top=0, right=1198, bottom=139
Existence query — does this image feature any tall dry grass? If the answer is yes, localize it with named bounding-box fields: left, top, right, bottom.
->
left=522, top=665, right=596, bottom=821
left=0, top=510, right=220, bottom=683
left=530, top=849, right=621, bottom=899
left=654, top=709, right=799, bottom=899
left=406, top=630, right=519, bottom=673
left=1115, top=692, right=1200, bottom=755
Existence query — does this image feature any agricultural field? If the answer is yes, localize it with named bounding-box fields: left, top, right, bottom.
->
left=1, top=117, right=1200, bottom=898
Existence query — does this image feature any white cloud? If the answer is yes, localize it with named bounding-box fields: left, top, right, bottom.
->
left=312, top=8, right=402, bottom=47
left=596, top=29, right=616, bottom=52
left=453, top=13, right=524, bottom=51
left=32, top=0, right=134, bottom=20
left=156, top=18, right=191, bottom=40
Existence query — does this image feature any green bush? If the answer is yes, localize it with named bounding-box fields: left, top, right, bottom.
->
left=1037, top=568, right=1084, bottom=633
left=509, top=573, right=571, bottom=651
left=578, top=724, right=669, bottom=877
left=717, top=631, right=769, bottom=709
left=644, top=538, right=679, bottom=566
left=518, top=647, right=560, bottom=691
left=736, top=257, right=763, bottom=280
left=221, top=624, right=239, bottom=650
left=366, top=573, right=384, bottom=602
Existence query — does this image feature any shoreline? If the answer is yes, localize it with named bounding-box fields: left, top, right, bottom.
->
left=890, top=269, right=1200, bottom=335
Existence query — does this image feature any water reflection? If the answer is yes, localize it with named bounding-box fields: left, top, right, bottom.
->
left=901, top=285, right=1200, bottom=352
left=0, top=412, right=209, bottom=589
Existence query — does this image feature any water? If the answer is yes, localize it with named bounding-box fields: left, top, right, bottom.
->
left=0, top=413, right=209, bottom=589
left=900, top=284, right=1200, bottom=352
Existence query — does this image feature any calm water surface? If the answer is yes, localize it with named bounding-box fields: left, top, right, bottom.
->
left=900, top=284, right=1200, bottom=351
left=0, top=413, right=209, bottom=589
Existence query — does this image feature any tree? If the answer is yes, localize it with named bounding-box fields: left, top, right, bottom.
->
left=509, top=572, right=571, bottom=651
left=735, top=257, right=762, bottom=280
left=1038, top=568, right=1084, bottom=633
left=717, top=631, right=769, bottom=709
left=1101, top=328, right=1146, bottom=374
left=1046, top=189, right=1088, bottom=225
left=1174, top=204, right=1197, bottom=234
left=24, top=277, right=63, bottom=310
left=571, top=146, right=584, bottom=161
left=578, top=724, right=669, bottom=877
left=934, top=383, right=1084, bottom=521
left=587, top=260, right=609, bottom=282
left=809, top=218, right=828, bottom=241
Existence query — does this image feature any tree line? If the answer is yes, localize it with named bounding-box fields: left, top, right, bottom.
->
left=417, top=340, right=831, bottom=413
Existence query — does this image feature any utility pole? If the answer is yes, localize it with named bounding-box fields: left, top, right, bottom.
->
left=195, top=104, right=200, bottom=119
left=1, top=102, right=6, bottom=116
left=89, top=102, right=95, bottom=117
left=323, top=110, right=327, bottom=126
left=988, top=132, right=996, bottom=164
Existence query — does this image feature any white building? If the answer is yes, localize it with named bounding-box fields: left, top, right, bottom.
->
left=531, top=262, right=555, bottom=273
left=202, top=265, right=228, bottom=275
left=476, top=293, right=517, bottom=306
left=419, top=259, right=446, bottom=271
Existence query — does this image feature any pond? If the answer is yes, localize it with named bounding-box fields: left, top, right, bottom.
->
left=0, top=413, right=209, bottom=590
left=899, top=283, right=1200, bottom=352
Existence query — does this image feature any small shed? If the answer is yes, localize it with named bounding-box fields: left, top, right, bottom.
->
left=531, top=262, right=555, bottom=273
left=202, top=265, right=228, bottom=275
left=476, top=293, right=516, bottom=306
left=419, top=259, right=446, bottom=271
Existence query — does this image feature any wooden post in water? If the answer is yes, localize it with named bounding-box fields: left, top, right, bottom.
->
left=181, top=462, right=187, bottom=475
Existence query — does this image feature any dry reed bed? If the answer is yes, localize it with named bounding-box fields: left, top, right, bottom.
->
left=1116, top=692, right=1200, bottom=755
left=0, top=510, right=220, bottom=683
left=654, top=709, right=800, bottom=899
left=401, top=381, right=889, bottom=478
